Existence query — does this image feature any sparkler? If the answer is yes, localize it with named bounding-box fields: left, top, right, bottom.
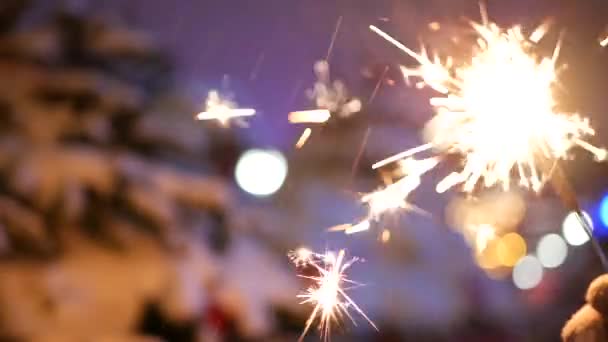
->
left=369, top=18, right=606, bottom=194
left=370, top=13, right=608, bottom=269
left=292, top=249, right=377, bottom=341
left=196, top=90, right=256, bottom=127
left=290, top=60, right=362, bottom=147
left=332, top=157, right=438, bottom=235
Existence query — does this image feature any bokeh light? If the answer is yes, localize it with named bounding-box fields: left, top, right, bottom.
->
left=536, top=234, right=568, bottom=268
left=599, top=194, right=608, bottom=228
left=496, top=233, right=527, bottom=267
left=235, top=149, right=288, bottom=196
left=512, top=255, right=543, bottom=290
left=476, top=238, right=501, bottom=270
left=562, top=211, right=592, bottom=246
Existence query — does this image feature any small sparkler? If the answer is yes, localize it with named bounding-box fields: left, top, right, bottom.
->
left=290, top=60, right=362, bottom=147
left=369, top=16, right=606, bottom=194
left=291, top=249, right=377, bottom=341
left=196, top=90, right=256, bottom=127
left=331, top=158, right=437, bottom=235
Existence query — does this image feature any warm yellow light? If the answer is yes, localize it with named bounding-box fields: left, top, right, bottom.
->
left=381, top=229, right=391, bottom=243
left=497, top=232, right=527, bottom=267
left=476, top=238, right=501, bottom=270
left=288, top=109, right=332, bottom=124
left=295, top=128, right=313, bottom=149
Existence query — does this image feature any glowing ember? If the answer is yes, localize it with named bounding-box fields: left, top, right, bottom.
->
left=370, top=17, right=606, bottom=194
left=293, top=249, right=376, bottom=341
left=295, top=128, right=313, bottom=149
left=289, top=109, right=332, bottom=124
left=196, top=90, right=255, bottom=127
left=601, top=35, right=608, bottom=47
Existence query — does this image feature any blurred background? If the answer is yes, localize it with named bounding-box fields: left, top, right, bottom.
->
left=1, top=0, right=608, bottom=341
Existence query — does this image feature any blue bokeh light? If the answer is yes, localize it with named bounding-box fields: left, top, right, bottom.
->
left=600, top=195, right=608, bottom=228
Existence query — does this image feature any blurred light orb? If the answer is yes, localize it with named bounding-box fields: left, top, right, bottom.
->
left=562, top=211, right=592, bottom=246
left=496, top=232, right=527, bottom=267
left=381, top=229, right=391, bottom=243
left=235, top=149, right=287, bottom=196
left=536, top=234, right=568, bottom=268
left=600, top=195, right=608, bottom=227
left=512, top=255, right=543, bottom=290
left=476, top=238, right=501, bottom=270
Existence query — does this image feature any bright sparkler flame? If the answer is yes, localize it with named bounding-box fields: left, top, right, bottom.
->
left=370, top=19, right=606, bottom=193
left=293, top=249, right=377, bottom=341
left=196, top=90, right=256, bottom=127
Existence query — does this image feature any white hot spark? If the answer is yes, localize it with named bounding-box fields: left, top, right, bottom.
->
left=293, top=249, right=377, bottom=341
left=196, top=90, right=255, bottom=127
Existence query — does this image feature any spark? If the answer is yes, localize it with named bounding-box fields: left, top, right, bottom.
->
left=370, top=18, right=606, bottom=194
left=325, top=16, right=343, bottom=61
left=601, top=34, right=608, bottom=47
left=295, top=128, right=313, bottom=149
left=289, top=109, right=332, bottom=124
left=529, top=19, right=552, bottom=44
left=196, top=90, right=255, bottom=127
left=295, top=249, right=376, bottom=341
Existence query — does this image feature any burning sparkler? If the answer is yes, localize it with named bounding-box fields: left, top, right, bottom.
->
left=369, top=17, right=606, bottom=194
left=289, top=60, right=362, bottom=147
left=196, top=90, right=256, bottom=127
left=330, top=157, right=437, bottom=235
left=292, top=249, right=376, bottom=341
